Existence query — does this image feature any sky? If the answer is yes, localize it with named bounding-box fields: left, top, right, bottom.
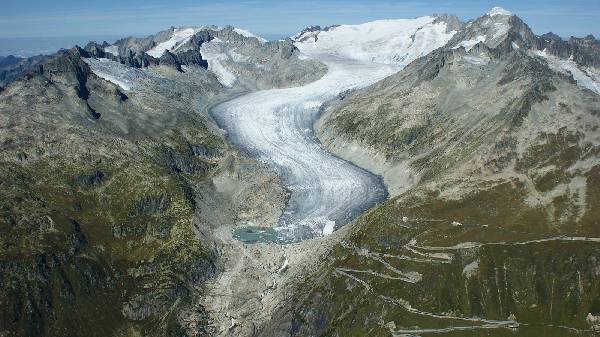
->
left=1, top=0, right=599, bottom=56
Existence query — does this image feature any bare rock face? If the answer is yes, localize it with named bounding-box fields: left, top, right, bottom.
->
left=537, top=33, right=600, bottom=67
left=0, top=54, right=48, bottom=86
left=159, top=50, right=184, bottom=72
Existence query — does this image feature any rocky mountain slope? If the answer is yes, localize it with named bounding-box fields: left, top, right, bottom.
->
left=262, top=7, right=600, bottom=337
left=0, top=54, right=47, bottom=87
left=0, top=27, right=320, bottom=337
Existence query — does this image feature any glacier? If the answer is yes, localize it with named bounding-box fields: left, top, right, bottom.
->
left=211, top=17, right=456, bottom=240
left=534, top=49, right=600, bottom=95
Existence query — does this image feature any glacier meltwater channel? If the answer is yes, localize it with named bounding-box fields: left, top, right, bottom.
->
left=211, top=16, right=456, bottom=242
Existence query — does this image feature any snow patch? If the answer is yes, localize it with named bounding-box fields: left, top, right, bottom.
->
left=200, top=38, right=237, bottom=87
left=453, top=35, right=486, bottom=51
left=491, top=22, right=510, bottom=40
left=487, top=7, right=512, bottom=17
left=104, top=45, right=119, bottom=56
left=322, top=220, right=336, bottom=236
left=277, top=255, right=289, bottom=273
left=83, top=58, right=161, bottom=91
left=228, top=49, right=250, bottom=63
left=534, top=49, right=600, bottom=95
left=463, top=260, right=480, bottom=278
left=462, top=55, right=490, bottom=65
left=233, top=28, right=267, bottom=43
left=146, top=27, right=197, bottom=58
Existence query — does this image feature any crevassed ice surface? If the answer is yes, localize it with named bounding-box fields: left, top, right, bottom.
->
left=212, top=17, right=455, bottom=241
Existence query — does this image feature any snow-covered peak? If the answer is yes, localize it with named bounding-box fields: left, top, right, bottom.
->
left=487, top=7, right=512, bottom=17
left=294, top=16, right=456, bottom=67
left=450, top=7, right=519, bottom=50
left=145, top=26, right=268, bottom=58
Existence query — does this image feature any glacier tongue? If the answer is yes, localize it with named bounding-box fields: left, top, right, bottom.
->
left=212, top=17, right=456, bottom=241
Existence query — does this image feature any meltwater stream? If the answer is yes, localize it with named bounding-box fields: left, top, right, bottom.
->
left=212, top=54, right=400, bottom=242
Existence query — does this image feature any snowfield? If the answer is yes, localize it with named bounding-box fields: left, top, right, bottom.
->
left=233, top=28, right=267, bottom=43
left=146, top=27, right=198, bottom=58
left=534, top=49, right=600, bottom=95
left=212, top=17, right=456, bottom=240
left=83, top=58, right=162, bottom=91
left=294, top=17, right=456, bottom=66
left=452, top=35, right=486, bottom=51
left=200, top=38, right=238, bottom=87
left=104, top=45, right=119, bottom=56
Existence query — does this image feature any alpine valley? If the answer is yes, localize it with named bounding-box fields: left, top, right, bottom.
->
left=1, top=6, right=600, bottom=337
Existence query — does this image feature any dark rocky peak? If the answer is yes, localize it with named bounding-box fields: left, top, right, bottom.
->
left=158, top=50, right=183, bottom=72
left=210, top=25, right=265, bottom=46
left=121, top=49, right=158, bottom=68
left=582, top=34, right=597, bottom=43
left=293, top=25, right=323, bottom=42
left=447, top=8, right=537, bottom=53
left=292, top=24, right=340, bottom=42
left=0, top=55, right=23, bottom=67
left=29, top=47, right=95, bottom=103
left=0, top=54, right=49, bottom=87
left=37, top=46, right=92, bottom=80
left=433, top=14, right=464, bottom=32
left=170, top=30, right=214, bottom=54
left=568, top=34, right=599, bottom=47
left=540, top=32, right=562, bottom=42
left=537, top=32, right=600, bottom=68
left=189, top=30, right=213, bottom=47
left=176, top=50, right=208, bottom=69
left=84, top=42, right=108, bottom=58
left=82, top=37, right=161, bottom=70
